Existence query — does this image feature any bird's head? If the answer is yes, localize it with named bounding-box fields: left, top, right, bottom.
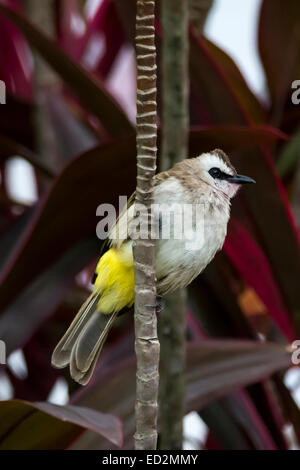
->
left=195, top=149, right=255, bottom=199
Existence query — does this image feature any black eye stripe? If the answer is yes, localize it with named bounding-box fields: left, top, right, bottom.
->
left=209, top=167, right=230, bottom=180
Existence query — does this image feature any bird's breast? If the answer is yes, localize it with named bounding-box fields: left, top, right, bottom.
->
left=154, top=184, right=230, bottom=294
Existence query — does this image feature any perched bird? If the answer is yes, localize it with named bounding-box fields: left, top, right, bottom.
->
left=52, top=149, right=255, bottom=385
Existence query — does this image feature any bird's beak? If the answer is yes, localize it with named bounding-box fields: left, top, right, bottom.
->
left=227, top=174, right=256, bottom=185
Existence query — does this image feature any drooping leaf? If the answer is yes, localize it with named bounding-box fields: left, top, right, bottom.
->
left=56, top=0, right=86, bottom=60
left=189, top=125, right=288, bottom=156
left=112, top=0, right=136, bottom=44
left=218, top=390, right=278, bottom=450
left=0, top=126, right=284, bottom=314
left=259, top=0, right=300, bottom=110
left=94, top=1, right=125, bottom=78
left=0, top=237, right=98, bottom=354
left=190, top=31, right=300, bottom=336
left=200, top=400, right=253, bottom=450
left=185, top=340, right=290, bottom=410
left=0, top=3, right=133, bottom=136
left=0, top=2, right=33, bottom=100
left=77, top=0, right=111, bottom=61
left=273, top=374, right=300, bottom=443
left=189, top=263, right=255, bottom=340
left=224, top=219, right=295, bottom=341
left=0, top=207, right=36, bottom=275
left=0, top=94, right=34, bottom=148
left=199, top=389, right=278, bottom=450
left=0, top=134, right=55, bottom=178
left=0, top=137, right=136, bottom=313
left=203, top=38, right=266, bottom=124
left=44, top=90, right=99, bottom=165
left=0, top=399, right=122, bottom=449
left=190, top=261, right=290, bottom=450
left=190, top=30, right=248, bottom=125
left=71, top=340, right=291, bottom=449
left=277, top=127, right=300, bottom=178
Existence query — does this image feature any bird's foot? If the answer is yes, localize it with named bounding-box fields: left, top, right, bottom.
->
left=146, top=295, right=164, bottom=314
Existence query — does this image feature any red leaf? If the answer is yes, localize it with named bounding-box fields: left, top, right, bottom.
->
left=189, top=30, right=300, bottom=336
left=224, top=219, right=295, bottom=341
left=202, top=38, right=266, bottom=124
left=0, top=136, right=136, bottom=313
left=0, top=125, right=287, bottom=315
left=56, top=0, right=86, bottom=61
left=79, top=0, right=111, bottom=60
left=189, top=125, right=288, bottom=155
left=0, top=3, right=133, bottom=136
left=259, top=0, right=300, bottom=108
left=94, top=2, right=125, bottom=78
left=0, top=399, right=122, bottom=449
left=72, top=340, right=291, bottom=449
left=0, top=5, right=33, bottom=100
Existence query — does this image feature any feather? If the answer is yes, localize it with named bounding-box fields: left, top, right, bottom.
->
left=70, top=310, right=119, bottom=385
left=51, top=292, right=99, bottom=368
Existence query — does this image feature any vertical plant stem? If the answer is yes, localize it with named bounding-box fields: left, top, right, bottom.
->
left=159, top=288, right=187, bottom=449
left=159, top=0, right=189, bottom=450
left=133, top=0, right=159, bottom=451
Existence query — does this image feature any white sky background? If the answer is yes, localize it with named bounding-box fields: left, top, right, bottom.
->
left=205, top=0, right=265, bottom=99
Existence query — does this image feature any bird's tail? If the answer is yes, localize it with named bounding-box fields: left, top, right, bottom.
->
left=51, top=292, right=118, bottom=385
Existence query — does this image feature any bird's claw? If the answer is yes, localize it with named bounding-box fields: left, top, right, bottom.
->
left=145, top=296, right=164, bottom=314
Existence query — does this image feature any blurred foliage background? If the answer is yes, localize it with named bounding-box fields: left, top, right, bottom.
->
left=0, top=0, right=299, bottom=450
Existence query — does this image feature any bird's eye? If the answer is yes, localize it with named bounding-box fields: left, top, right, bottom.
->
left=209, top=167, right=222, bottom=178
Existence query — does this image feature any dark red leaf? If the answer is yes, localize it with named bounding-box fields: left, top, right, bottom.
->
left=72, top=340, right=291, bottom=449
left=0, top=134, right=55, bottom=178
left=94, top=2, right=125, bottom=78
left=0, top=399, right=122, bottom=449
left=0, top=94, right=34, bottom=148
left=224, top=219, right=296, bottom=341
left=0, top=237, right=98, bottom=354
left=56, top=0, right=86, bottom=61
left=190, top=31, right=300, bottom=336
left=78, top=0, right=111, bottom=60
left=0, top=1, right=33, bottom=100
left=189, top=125, right=288, bottom=156
left=259, top=0, right=300, bottom=110
left=202, top=38, right=266, bottom=124
left=0, top=125, right=287, bottom=314
left=0, top=3, right=133, bottom=136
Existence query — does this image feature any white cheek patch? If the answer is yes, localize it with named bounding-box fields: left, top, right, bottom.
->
left=227, top=183, right=240, bottom=199
left=215, top=179, right=240, bottom=199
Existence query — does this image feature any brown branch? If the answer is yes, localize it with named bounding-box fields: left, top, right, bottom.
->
left=133, top=0, right=159, bottom=450
left=159, top=0, right=189, bottom=450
